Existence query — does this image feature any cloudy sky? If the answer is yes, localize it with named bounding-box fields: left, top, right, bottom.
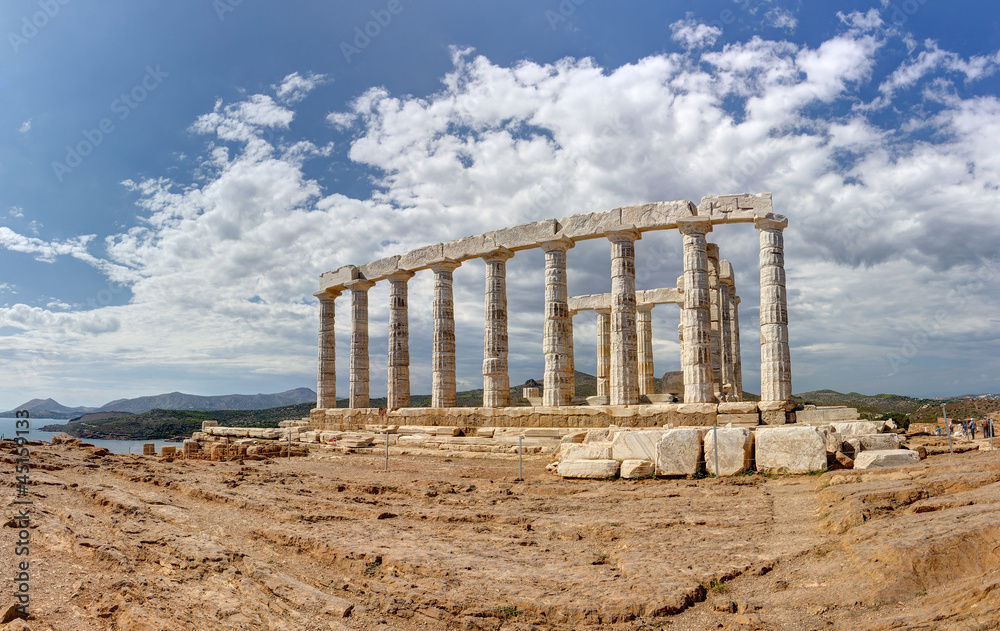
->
left=2, top=0, right=999, bottom=410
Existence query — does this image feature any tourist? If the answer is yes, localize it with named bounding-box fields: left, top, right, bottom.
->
left=970, top=419, right=977, bottom=440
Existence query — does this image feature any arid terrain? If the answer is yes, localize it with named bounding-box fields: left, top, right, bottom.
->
left=2, top=436, right=999, bottom=630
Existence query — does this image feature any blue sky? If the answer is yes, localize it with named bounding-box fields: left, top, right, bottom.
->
left=2, top=0, right=999, bottom=410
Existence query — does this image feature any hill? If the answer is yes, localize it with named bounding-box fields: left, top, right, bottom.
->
left=0, top=398, right=95, bottom=419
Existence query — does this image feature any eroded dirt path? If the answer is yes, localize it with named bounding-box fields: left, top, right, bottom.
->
left=2, top=440, right=999, bottom=630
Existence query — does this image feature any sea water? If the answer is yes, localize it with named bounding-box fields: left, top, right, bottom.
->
left=0, top=417, right=179, bottom=455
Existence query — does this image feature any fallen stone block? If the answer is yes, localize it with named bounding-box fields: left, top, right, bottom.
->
left=611, top=429, right=666, bottom=462
left=717, top=413, right=759, bottom=427
left=656, top=428, right=703, bottom=477
left=620, top=459, right=655, bottom=478
left=704, top=427, right=753, bottom=476
left=842, top=433, right=901, bottom=457
left=562, top=443, right=613, bottom=461
left=557, top=459, right=620, bottom=479
left=830, top=421, right=885, bottom=436
left=853, top=449, right=921, bottom=470
left=755, top=426, right=827, bottom=475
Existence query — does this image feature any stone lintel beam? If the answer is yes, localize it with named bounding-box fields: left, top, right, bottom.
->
left=567, top=293, right=611, bottom=312
left=319, top=264, right=359, bottom=293
left=637, top=287, right=682, bottom=305
left=698, top=192, right=773, bottom=224
left=356, top=256, right=402, bottom=283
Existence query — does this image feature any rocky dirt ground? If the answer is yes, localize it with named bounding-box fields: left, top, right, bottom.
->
left=1, top=435, right=998, bottom=630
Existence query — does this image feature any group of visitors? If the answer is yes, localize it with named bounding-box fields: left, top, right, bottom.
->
left=952, top=417, right=995, bottom=440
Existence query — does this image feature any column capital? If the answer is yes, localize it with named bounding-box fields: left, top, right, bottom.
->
left=734, top=295, right=741, bottom=305
left=637, top=303, right=655, bottom=313
left=720, top=272, right=734, bottom=287
left=428, top=258, right=461, bottom=273
left=482, top=247, right=514, bottom=263
left=594, top=307, right=611, bottom=315
left=754, top=214, right=788, bottom=231
left=677, top=216, right=712, bottom=236
left=344, top=279, right=375, bottom=292
left=676, top=275, right=685, bottom=292
left=603, top=225, right=641, bottom=243
left=314, top=288, right=343, bottom=301
left=387, top=269, right=415, bottom=282
left=537, top=235, right=575, bottom=253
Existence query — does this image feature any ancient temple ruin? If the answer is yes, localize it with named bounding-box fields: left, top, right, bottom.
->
left=311, top=192, right=792, bottom=429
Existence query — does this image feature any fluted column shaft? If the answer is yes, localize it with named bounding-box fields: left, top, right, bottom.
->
left=539, top=237, right=575, bottom=406
left=637, top=304, right=656, bottom=396
left=387, top=270, right=414, bottom=409
left=316, top=290, right=341, bottom=409
left=595, top=307, right=611, bottom=398
left=346, top=279, right=375, bottom=408
left=756, top=215, right=791, bottom=403
left=730, top=291, right=744, bottom=401
left=606, top=227, right=641, bottom=405
left=719, top=272, right=735, bottom=402
left=430, top=259, right=461, bottom=408
left=483, top=248, right=513, bottom=408
left=677, top=217, right=714, bottom=403
left=567, top=309, right=576, bottom=401
left=706, top=243, right=723, bottom=400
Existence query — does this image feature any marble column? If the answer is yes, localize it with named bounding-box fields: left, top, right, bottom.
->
left=595, top=307, right=611, bottom=398
left=430, top=259, right=461, bottom=408
left=706, top=243, right=723, bottom=400
left=605, top=227, right=641, bottom=406
left=677, top=217, right=714, bottom=403
left=346, top=279, right=375, bottom=408
left=730, top=290, right=744, bottom=401
left=568, top=309, right=577, bottom=402
left=482, top=248, right=514, bottom=408
left=719, top=267, right=735, bottom=402
left=316, top=289, right=341, bottom=409
left=539, top=236, right=575, bottom=406
left=755, top=215, right=791, bottom=403
left=637, top=304, right=656, bottom=397
left=386, top=270, right=414, bottom=409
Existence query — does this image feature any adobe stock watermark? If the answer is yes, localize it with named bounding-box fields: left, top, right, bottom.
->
left=51, top=65, right=169, bottom=182
left=12, top=410, right=32, bottom=619
left=213, top=0, right=243, bottom=21
left=886, top=256, right=1000, bottom=372
left=545, top=0, right=586, bottom=31
left=341, top=0, right=412, bottom=64
left=8, top=0, right=72, bottom=55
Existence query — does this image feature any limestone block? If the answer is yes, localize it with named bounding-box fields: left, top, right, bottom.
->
left=830, top=421, right=884, bottom=436
left=842, top=433, right=902, bottom=458
left=795, top=407, right=860, bottom=424
left=202, top=421, right=219, bottom=430
left=319, top=264, right=359, bottom=290
left=754, top=426, right=827, bottom=474
left=560, top=431, right=588, bottom=444
left=717, top=413, right=759, bottom=427
left=567, top=293, right=611, bottom=311
left=161, top=446, right=177, bottom=456
left=656, top=429, right=703, bottom=477
left=760, top=409, right=788, bottom=425
left=441, top=233, right=497, bottom=261
left=398, top=243, right=444, bottom=271
left=584, top=428, right=613, bottom=443
left=644, top=394, right=676, bottom=404
left=562, top=443, right=613, bottom=461
left=718, top=401, right=759, bottom=414
left=487, top=219, right=558, bottom=251
left=523, top=428, right=566, bottom=438
left=621, top=200, right=697, bottom=231
left=661, top=371, right=684, bottom=394
left=611, top=429, right=667, bottom=462
left=356, top=255, right=401, bottom=282
left=620, top=459, right=655, bottom=478
left=698, top=192, right=773, bottom=223
left=557, top=459, right=620, bottom=479
left=558, top=208, right=621, bottom=240
left=853, top=449, right=921, bottom=470
left=586, top=395, right=610, bottom=406
left=636, top=287, right=683, bottom=306
left=704, top=427, right=753, bottom=476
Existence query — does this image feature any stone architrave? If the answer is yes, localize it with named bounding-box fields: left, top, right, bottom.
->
left=637, top=304, right=656, bottom=396
left=677, top=217, right=714, bottom=403
left=730, top=291, right=743, bottom=400
left=386, top=270, right=414, bottom=409
left=706, top=243, right=724, bottom=400
left=482, top=248, right=514, bottom=408
left=718, top=266, right=735, bottom=401
left=539, top=236, right=575, bottom=406
left=595, top=307, right=611, bottom=398
left=605, top=226, right=641, bottom=406
left=316, top=290, right=341, bottom=409
left=345, top=279, right=375, bottom=408
left=430, top=259, right=462, bottom=408
left=755, top=215, right=791, bottom=404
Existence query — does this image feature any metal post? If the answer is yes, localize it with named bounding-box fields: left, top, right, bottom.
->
left=712, top=423, right=719, bottom=478
left=384, top=432, right=389, bottom=471
left=518, top=434, right=523, bottom=481
left=287, top=429, right=291, bottom=459
left=990, top=418, right=994, bottom=451
left=942, top=404, right=953, bottom=455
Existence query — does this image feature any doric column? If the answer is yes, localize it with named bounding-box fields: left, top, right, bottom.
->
left=386, top=270, right=414, bottom=409
left=706, top=243, right=723, bottom=400
left=605, top=226, right=641, bottom=406
left=755, top=215, right=791, bottom=403
left=719, top=267, right=735, bottom=402
left=730, top=290, right=743, bottom=401
left=637, top=304, right=656, bottom=397
left=316, top=289, right=341, bottom=409
left=482, top=248, right=514, bottom=408
left=568, top=308, right=577, bottom=402
left=430, top=259, right=461, bottom=408
left=677, top=217, right=714, bottom=403
left=345, top=279, right=375, bottom=408
left=595, top=307, right=611, bottom=398
left=539, top=236, right=575, bottom=406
